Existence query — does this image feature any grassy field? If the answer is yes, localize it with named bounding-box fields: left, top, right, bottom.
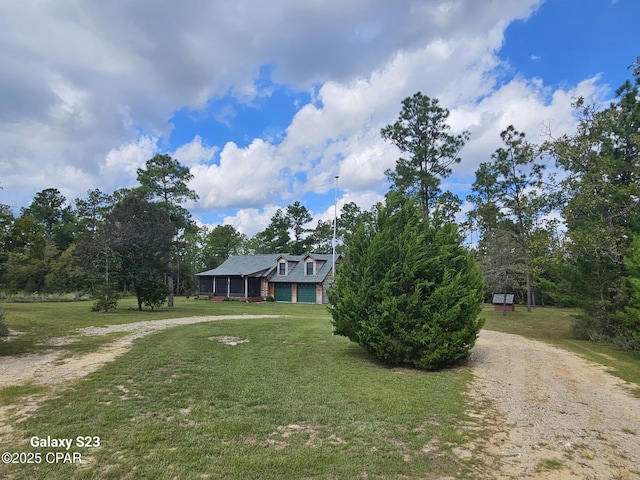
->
left=0, top=299, right=483, bottom=479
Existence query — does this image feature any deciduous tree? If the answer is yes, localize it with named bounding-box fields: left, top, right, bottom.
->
left=201, top=225, right=245, bottom=269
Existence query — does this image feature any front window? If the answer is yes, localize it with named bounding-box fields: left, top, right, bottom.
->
left=306, top=261, right=314, bottom=275
left=279, top=262, right=287, bottom=275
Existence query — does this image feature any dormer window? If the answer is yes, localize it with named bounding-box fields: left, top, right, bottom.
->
left=305, top=261, right=315, bottom=276
left=278, top=261, right=287, bottom=276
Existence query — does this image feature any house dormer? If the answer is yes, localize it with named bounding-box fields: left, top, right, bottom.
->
left=303, top=254, right=316, bottom=276
left=276, top=256, right=288, bottom=276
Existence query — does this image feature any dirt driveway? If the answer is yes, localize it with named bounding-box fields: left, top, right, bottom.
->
left=468, top=330, right=640, bottom=479
left=1, top=318, right=639, bottom=478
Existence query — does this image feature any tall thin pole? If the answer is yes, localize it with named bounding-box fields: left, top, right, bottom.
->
left=331, top=175, right=339, bottom=335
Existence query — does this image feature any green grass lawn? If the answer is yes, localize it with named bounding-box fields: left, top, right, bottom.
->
left=0, top=299, right=482, bottom=479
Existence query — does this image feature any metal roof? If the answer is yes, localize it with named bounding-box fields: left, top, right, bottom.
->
left=196, top=254, right=280, bottom=277
left=492, top=294, right=514, bottom=304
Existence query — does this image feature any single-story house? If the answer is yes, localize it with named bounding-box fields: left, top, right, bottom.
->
left=196, top=253, right=340, bottom=304
left=492, top=294, right=515, bottom=312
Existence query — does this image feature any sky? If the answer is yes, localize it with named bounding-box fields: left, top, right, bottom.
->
left=0, top=0, right=638, bottom=237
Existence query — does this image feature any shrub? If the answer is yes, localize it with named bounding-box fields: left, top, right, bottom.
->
left=0, top=310, right=8, bottom=337
left=135, top=278, right=168, bottom=311
left=329, top=196, right=484, bottom=370
left=91, top=285, right=120, bottom=313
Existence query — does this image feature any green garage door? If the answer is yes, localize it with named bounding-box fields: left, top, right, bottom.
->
left=297, top=284, right=316, bottom=303
left=274, top=283, right=291, bottom=302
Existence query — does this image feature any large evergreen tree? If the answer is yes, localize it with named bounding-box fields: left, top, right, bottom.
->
left=549, top=77, right=640, bottom=346
left=469, top=126, right=547, bottom=312
left=253, top=202, right=313, bottom=254
left=329, top=195, right=484, bottom=370
left=381, top=92, right=469, bottom=220
left=102, top=195, right=174, bottom=311
left=136, top=154, right=199, bottom=307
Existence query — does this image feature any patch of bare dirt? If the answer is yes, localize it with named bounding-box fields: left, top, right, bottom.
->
left=208, top=335, right=249, bottom=345
left=467, top=330, right=640, bottom=479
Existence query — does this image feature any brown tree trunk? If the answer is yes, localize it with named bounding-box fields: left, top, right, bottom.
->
left=167, top=250, right=174, bottom=307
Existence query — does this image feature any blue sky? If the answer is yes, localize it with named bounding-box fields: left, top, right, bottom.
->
left=0, top=0, right=638, bottom=236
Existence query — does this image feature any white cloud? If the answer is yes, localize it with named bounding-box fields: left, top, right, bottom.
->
left=0, top=0, right=624, bottom=230
left=190, top=139, right=286, bottom=210
left=173, top=135, right=217, bottom=168
left=314, top=190, right=384, bottom=225
left=221, top=204, right=282, bottom=237
left=100, top=135, right=159, bottom=189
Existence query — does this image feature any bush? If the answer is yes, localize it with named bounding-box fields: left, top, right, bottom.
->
left=0, top=310, right=8, bottom=337
left=329, top=196, right=484, bottom=370
left=135, top=278, right=168, bottom=311
left=91, top=285, right=120, bottom=313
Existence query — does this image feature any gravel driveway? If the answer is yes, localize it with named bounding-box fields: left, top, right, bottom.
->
left=468, top=329, right=640, bottom=479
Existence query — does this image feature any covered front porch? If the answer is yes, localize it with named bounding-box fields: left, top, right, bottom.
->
left=198, top=275, right=267, bottom=301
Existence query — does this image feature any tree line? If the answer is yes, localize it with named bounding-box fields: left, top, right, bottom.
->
left=0, top=163, right=371, bottom=308
left=466, top=73, right=640, bottom=350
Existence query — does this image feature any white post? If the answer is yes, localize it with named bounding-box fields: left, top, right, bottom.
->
left=331, top=175, right=339, bottom=335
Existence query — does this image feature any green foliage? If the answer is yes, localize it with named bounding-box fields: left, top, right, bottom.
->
left=329, top=196, right=484, bottom=370
left=90, top=285, right=120, bottom=313
left=469, top=126, right=546, bottom=312
left=286, top=201, right=313, bottom=254
left=381, top=92, right=469, bottom=219
left=253, top=201, right=314, bottom=255
left=135, top=278, right=168, bottom=310
left=201, top=224, right=246, bottom=269
left=614, top=235, right=640, bottom=349
left=21, top=188, right=68, bottom=241
left=101, top=195, right=174, bottom=310
left=549, top=76, right=640, bottom=346
left=104, top=196, right=173, bottom=283
left=136, top=153, right=199, bottom=307
left=0, top=309, right=8, bottom=337
left=136, top=154, right=199, bottom=226
left=0, top=292, right=89, bottom=303
left=73, top=188, right=113, bottom=234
